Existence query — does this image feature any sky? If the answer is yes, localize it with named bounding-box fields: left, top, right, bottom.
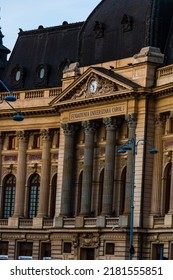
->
left=0, top=0, right=101, bottom=53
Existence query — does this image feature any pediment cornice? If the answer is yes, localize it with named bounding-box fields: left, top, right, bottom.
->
left=50, top=67, right=140, bottom=108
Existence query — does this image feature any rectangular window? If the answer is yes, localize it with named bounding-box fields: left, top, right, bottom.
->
left=105, top=243, right=115, bottom=255
left=41, top=243, right=51, bottom=260
left=33, top=134, right=40, bottom=149
left=63, top=242, right=72, bottom=253
left=8, top=135, right=16, bottom=150
left=0, top=241, right=8, bottom=259
left=152, top=244, right=164, bottom=260
left=17, top=242, right=33, bottom=260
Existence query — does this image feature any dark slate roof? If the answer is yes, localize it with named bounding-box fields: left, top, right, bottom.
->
left=92, top=67, right=139, bottom=88
left=78, top=0, right=173, bottom=66
left=2, top=22, right=83, bottom=90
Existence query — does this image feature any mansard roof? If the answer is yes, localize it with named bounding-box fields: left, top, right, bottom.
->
left=78, top=0, right=173, bottom=66
left=2, top=22, right=83, bottom=91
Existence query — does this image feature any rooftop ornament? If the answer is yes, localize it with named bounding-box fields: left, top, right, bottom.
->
left=0, top=80, right=24, bottom=121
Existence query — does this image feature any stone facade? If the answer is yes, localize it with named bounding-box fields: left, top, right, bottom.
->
left=1, top=1, right=173, bottom=260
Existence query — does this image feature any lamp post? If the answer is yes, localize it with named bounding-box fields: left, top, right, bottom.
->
left=118, top=134, right=157, bottom=260
left=0, top=80, right=24, bottom=121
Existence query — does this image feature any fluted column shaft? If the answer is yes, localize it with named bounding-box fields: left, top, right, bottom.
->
left=37, top=129, right=52, bottom=217
left=13, top=131, right=28, bottom=217
left=101, top=118, right=117, bottom=215
left=124, top=114, right=137, bottom=214
left=151, top=116, right=164, bottom=214
left=80, top=121, right=96, bottom=216
left=60, top=123, right=75, bottom=216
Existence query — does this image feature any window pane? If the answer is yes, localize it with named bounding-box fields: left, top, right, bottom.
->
left=28, top=174, right=40, bottom=218
left=3, top=175, right=16, bottom=218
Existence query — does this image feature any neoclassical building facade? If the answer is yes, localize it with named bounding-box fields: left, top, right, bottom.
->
left=1, top=0, right=173, bottom=260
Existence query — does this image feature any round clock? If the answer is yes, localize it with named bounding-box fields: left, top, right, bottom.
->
left=89, top=80, right=97, bottom=93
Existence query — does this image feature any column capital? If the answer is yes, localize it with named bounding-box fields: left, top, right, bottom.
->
left=81, top=120, right=97, bottom=133
left=125, top=113, right=137, bottom=129
left=16, top=130, right=29, bottom=142
left=61, top=123, right=76, bottom=135
left=40, top=128, right=53, bottom=141
left=154, top=114, right=166, bottom=127
left=103, top=117, right=118, bottom=130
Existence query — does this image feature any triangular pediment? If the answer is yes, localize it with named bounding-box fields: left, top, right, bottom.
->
left=50, top=67, right=139, bottom=107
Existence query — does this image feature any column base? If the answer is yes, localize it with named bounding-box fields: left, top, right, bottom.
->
left=8, top=217, right=19, bottom=228
left=33, top=217, right=43, bottom=228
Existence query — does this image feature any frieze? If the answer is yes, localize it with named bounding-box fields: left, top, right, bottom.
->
left=70, top=104, right=126, bottom=122
left=26, top=234, right=49, bottom=240
left=3, top=155, right=17, bottom=162
left=28, top=154, right=42, bottom=161
left=2, top=233, right=25, bottom=239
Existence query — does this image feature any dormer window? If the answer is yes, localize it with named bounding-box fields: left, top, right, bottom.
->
left=35, top=64, right=48, bottom=87
left=11, top=64, right=24, bottom=88
left=39, top=67, right=45, bottom=79
left=15, top=70, right=21, bottom=81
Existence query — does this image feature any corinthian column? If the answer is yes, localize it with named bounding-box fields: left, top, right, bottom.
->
left=124, top=113, right=137, bottom=214
left=37, top=129, right=52, bottom=217
left=151, top=115, right=164, bottom=215
left=80, top=120, right=96, bottom=216
left=60, top=123, right=76, bottom=216
left=13, top=131, right=28, bottom=217
left=101, top=117, right=117, bottom=215
left=168, top=153, right=173, bottom=213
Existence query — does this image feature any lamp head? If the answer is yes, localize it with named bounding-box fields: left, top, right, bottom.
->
left=12, top=113, right=24, bottom=121
left=118, top=148, right=126, bottom=154
left=149, top=147, right=158, bottom=154
left=123, top=144, right=132, bottom=151
left=4, top=95, right=16, bottom=102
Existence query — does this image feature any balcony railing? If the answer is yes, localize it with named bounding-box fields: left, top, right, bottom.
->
left=0, top=216, right=120, bottom=229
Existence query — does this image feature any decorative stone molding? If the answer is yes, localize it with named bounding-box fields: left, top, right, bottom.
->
left=154, top=114, right=166, bottom=128
left=81, top=120, right=97, bottom=133
left=71, top=74, right=123, bottom=100
left=40, top=129, right=53, bottom=141
left=61, top=123, right=76, bottom=135
left=16, top=130, right=29, bottom=142
left=103, top=117, right=118, bottom=130
left=125, top=113, right=137, bottom=129
left=79, top=233, right=99, bottom=248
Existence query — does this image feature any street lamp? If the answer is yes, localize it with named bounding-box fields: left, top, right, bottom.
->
left=118, top=134, right=157, bottom=260
left=0, top=80, right=24, bottom=121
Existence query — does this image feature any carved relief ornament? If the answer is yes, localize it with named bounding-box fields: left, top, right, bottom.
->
left=71, top=74, right=125, bottom=100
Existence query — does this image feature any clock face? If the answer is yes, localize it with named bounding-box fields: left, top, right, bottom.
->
left=89, top=80, right=97, bottom=93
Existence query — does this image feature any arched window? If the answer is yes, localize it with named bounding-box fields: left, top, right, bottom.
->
left=119, top=166, right=126, bottom=215
left=28, top=174, right=40, bottom=218
left=98, top=169, right=104, bottom=215
left=50, top=173, right=57, bottom=218
left=164, top=163, right=171, bottom=214
left=2, top=174, right=16, bottom=218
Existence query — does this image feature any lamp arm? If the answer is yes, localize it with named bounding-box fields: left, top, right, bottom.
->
left=5, top=100, right=19, bottom=114
left=0, top=80, right=11, bottom=93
